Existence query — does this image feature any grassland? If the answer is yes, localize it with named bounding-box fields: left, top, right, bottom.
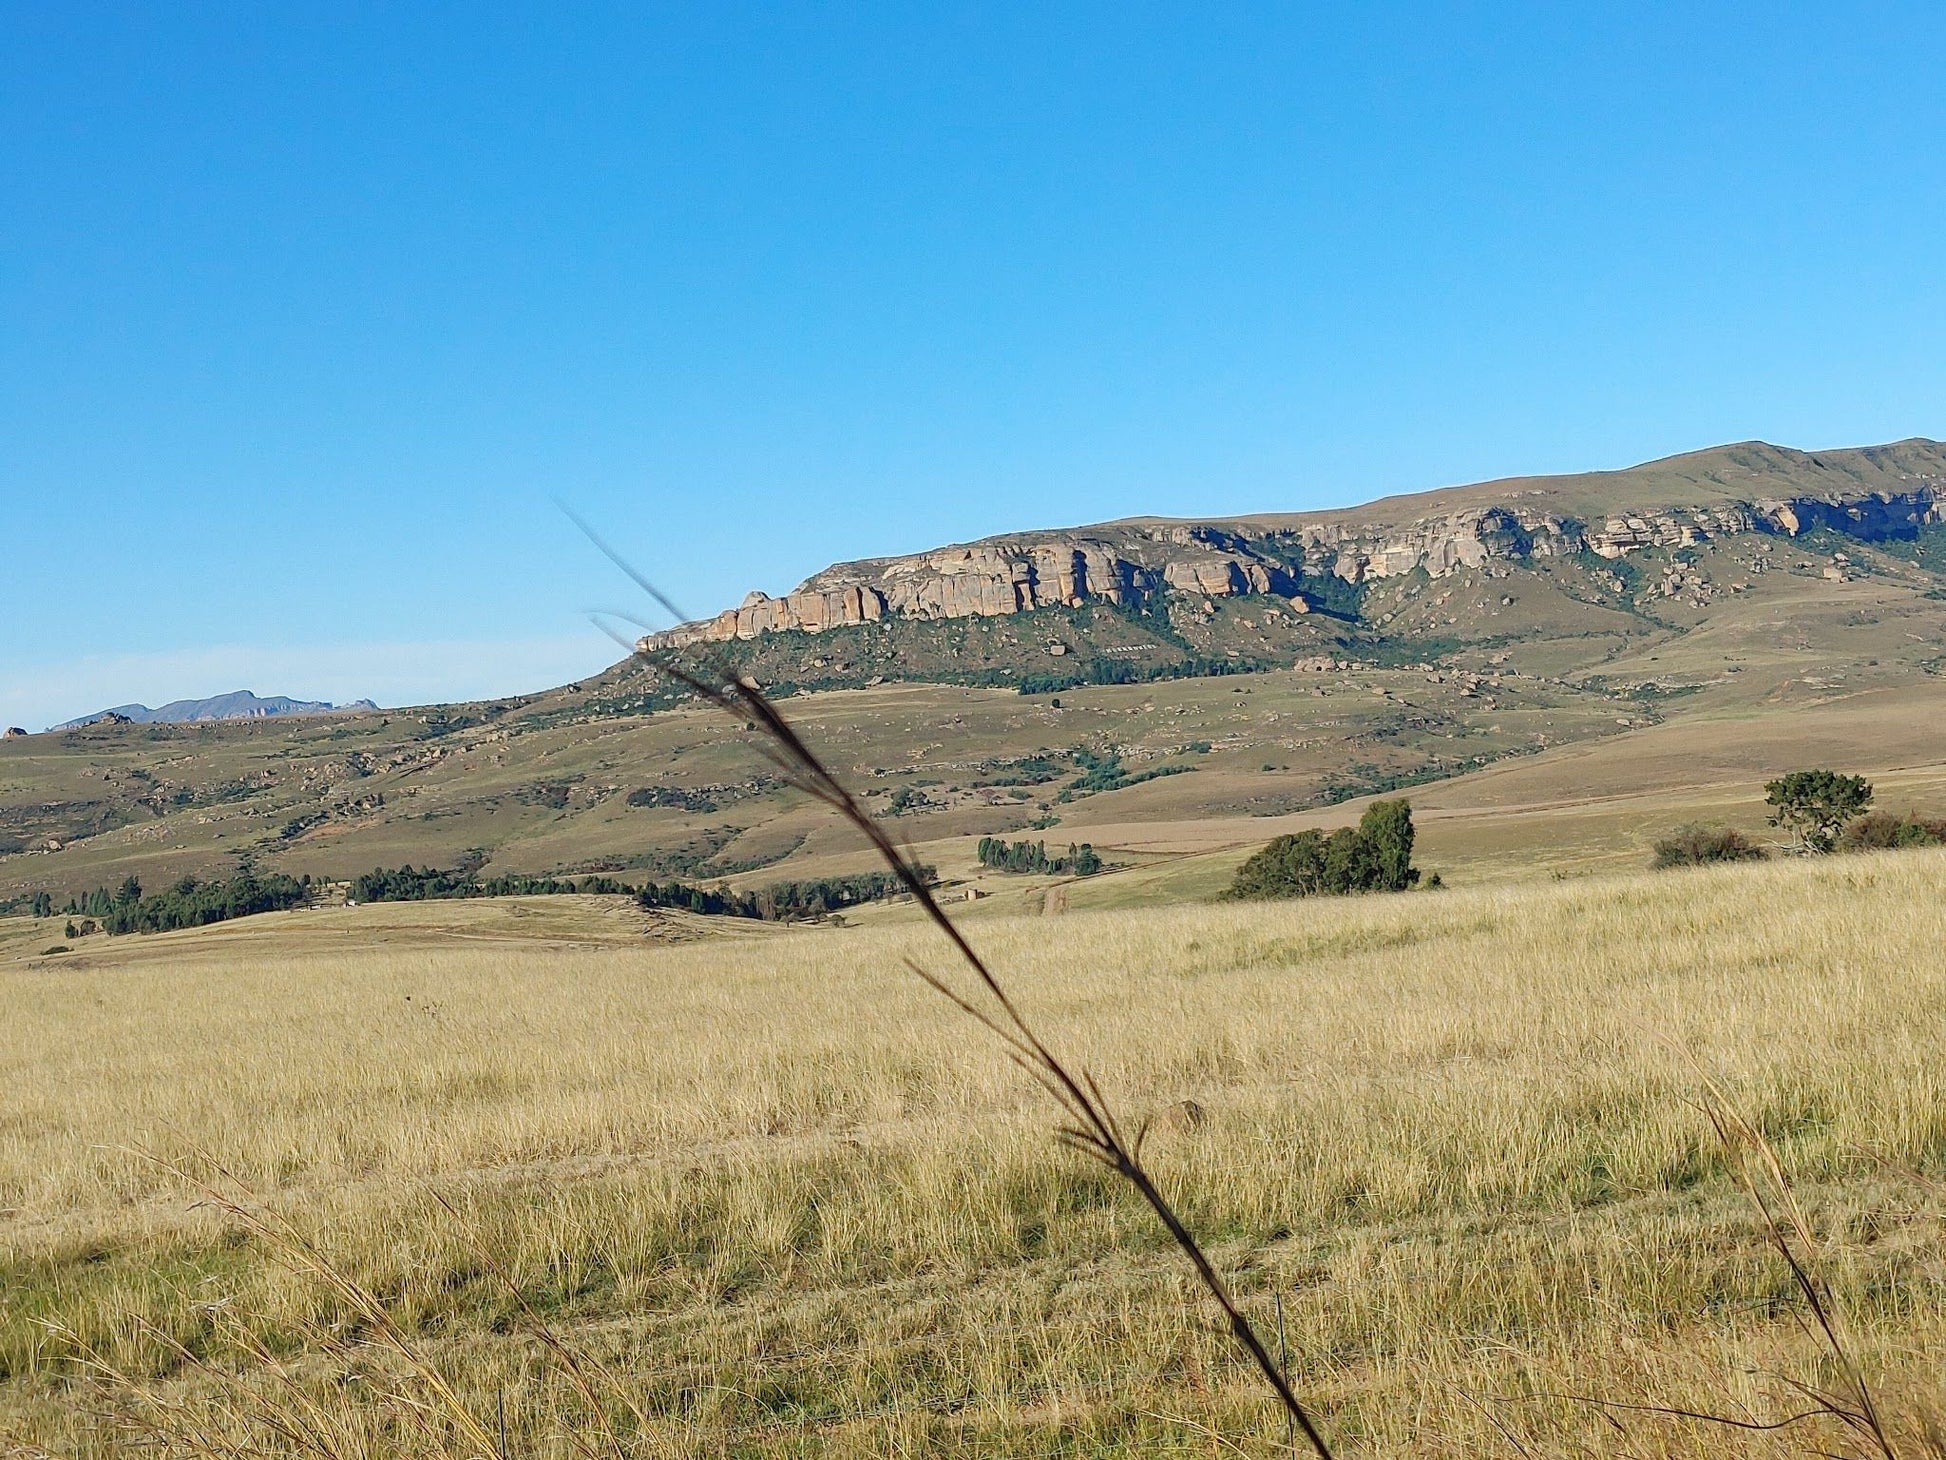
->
left=7, top=849, right=1946, bottom=1456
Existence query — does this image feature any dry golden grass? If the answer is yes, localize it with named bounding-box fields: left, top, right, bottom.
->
left=7, top=852, right=1946, bottom=1456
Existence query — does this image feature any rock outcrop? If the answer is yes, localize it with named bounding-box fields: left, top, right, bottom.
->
left=641, top=481, right=1943, bottom=651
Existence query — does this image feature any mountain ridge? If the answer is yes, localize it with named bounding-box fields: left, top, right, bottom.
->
left=644, top=437, right=1946, bottom=656
left=50, top=690, right=379, bottom=732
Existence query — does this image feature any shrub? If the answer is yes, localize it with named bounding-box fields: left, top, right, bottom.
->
left=1651, top=824, right=1769, bottom=868
left=1837, top=811, right=1946, bottom=852
left=1227, top=798, right=1420, bottom=899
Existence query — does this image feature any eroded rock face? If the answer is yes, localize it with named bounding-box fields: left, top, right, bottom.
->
left=1756, top=491, right=1943, bottom=539
left=1584, top=505, right=1759, bottom=559
left=639, top=487, right=1941, bottom=650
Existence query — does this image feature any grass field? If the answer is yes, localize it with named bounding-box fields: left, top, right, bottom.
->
left=7, top=848, right=1946, bottom=1456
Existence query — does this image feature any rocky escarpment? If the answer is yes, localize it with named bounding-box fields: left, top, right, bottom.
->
left=642, top=475, right=1944, bottom=651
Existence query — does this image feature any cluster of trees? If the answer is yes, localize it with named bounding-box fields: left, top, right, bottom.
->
left=351, top=865, right=634, bottom=902
left=63, top=872, right=312, bottom=935
left=1054, top=747, right=1192, bottom=802
left=63, top=877, right=145, bottom=919
left=1227, top=799, right=1422, bottom=900
left=975, top=837, right=1103, bottom=876
left=624, top=785, right=719, bottom=812
left=634, top=879, right=756, bottom=916
left=638, top=868, right=931, bottom=921
left=1653, top=770, right=1946, bottom=868
left=1016, top=653, right=1277, bottom=697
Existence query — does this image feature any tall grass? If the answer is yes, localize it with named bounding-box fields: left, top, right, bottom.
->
left=7, top=848, right=1946, bottom=1452
left=649, top=654, right=1334, bottom=1454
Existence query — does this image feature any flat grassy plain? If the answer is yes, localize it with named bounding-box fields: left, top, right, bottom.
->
left=7, top=851, right=1946, bottom=1456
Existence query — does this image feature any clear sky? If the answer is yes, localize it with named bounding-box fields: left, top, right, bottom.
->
left=4, top=4, right=1944, bottom=729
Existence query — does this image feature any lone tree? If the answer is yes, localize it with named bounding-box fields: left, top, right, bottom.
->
left=1765, top=769, right=1872, bottom=853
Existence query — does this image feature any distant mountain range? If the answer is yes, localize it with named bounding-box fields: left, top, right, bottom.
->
left=51, top=691, right=378, bottom=731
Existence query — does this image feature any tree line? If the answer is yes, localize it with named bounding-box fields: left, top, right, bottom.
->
left=58, top=872, right=310, bottom=935
left=352, top=861, right=931, bottom=922
left=975, top=837, right=1103, bottom=876
left=350, top=864, right=634, bottom=902
left=635, top=868, right=929, bottom=920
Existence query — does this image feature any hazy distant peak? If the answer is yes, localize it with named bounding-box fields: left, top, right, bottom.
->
left=50, top=690, right=378, bottom=732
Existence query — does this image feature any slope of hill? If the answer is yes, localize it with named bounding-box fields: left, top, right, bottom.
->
left=5, top=436, right=1946, bottom=907
left=50, top=690, right=378, bottom=731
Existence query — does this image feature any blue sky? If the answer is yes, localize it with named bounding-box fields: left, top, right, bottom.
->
left=4, top=4, right=1944, bottom=729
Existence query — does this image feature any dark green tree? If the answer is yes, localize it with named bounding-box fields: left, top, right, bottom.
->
left=30, top=891, right=53, bottom=919
left=1359, top=798, right=1420, bottom=891
left=1227, top=830, right=1329, bottom=899
left=1765, top=770, right=1872, bottom=853
left=1227, top=800, right=1421, bottom=900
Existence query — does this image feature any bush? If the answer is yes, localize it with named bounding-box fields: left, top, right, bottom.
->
left=1837, top=811, right=1946, bottom=852
left=1651, top=824, right=1769, bottom=868
left=1227, top=799, right=1419, bottom=900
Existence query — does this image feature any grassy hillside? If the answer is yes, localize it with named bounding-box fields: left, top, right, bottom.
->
left=8, top=437, right=1946, bottom=907
left=7, top=852, right=1946, bottom=1454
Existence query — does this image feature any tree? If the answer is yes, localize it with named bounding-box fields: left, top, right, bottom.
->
left=1359, top=798, right=1420, bottom=891
left=1228, top=830, right=1329, bottom=899
left=1226, top=799, right=1421, bottom=900
left=30, top=891, right=52, bottom=919
left=1765, top=770, right=1873, bottom=853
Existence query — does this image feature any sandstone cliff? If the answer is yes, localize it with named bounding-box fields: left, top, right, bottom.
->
left=642, top=440, right=1946, bottom=651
